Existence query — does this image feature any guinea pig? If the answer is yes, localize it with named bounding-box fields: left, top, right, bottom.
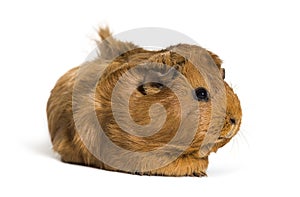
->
left=46, top=27, right=242, bottom=176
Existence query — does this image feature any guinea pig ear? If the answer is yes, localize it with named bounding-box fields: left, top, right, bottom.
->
left=136, top=63, right=179, bottom=95
left=137, top=82, right=164, bottom=95
left=96, top=27, right=139, bottom=61
left=207, top=50, right=225, bottom=79
left=207, top=50, right=223, bottom=69
left=221, top=68, right=225, bottom=79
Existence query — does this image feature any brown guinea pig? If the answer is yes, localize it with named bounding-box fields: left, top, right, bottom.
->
left=46, top=27, right=242, bottom=177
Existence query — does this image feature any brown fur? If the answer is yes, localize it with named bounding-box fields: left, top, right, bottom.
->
left=46, top=28, right=242, bottom=176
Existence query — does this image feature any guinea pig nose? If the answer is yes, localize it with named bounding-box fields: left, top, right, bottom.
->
left=230, top=118, right=236, bottom=125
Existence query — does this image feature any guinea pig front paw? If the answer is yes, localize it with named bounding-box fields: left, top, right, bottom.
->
left=191, top=171, right=207, bottom=177
left=132, top=171, right=151, bottom=176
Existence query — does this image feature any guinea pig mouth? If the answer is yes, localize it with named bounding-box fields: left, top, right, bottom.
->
left=216, top=123, right=239, bottom=143
left=214, top=136, right=226, bottom=145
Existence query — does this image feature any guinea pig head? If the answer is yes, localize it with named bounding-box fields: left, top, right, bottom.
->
left=94, top=44, right=242, bottom=160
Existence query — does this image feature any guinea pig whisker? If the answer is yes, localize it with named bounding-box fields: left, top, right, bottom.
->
left=237, top=129, right=250, bottom=148
left=232, top=83, right=240, bottom=90
left=230, top=138, right=239, bottom=155
left=227, top=82, right=240, bottom=92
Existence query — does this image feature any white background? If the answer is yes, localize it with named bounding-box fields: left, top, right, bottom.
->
left=1, top=0, right=299, bottom=196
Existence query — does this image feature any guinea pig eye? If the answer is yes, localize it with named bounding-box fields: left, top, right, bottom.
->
left=194, top=87, right=209, bottom=102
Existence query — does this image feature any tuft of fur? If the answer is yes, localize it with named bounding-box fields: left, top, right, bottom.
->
left=46, top=27, right=242, bottom=176
left=97, top=27, right=139, bottom=61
